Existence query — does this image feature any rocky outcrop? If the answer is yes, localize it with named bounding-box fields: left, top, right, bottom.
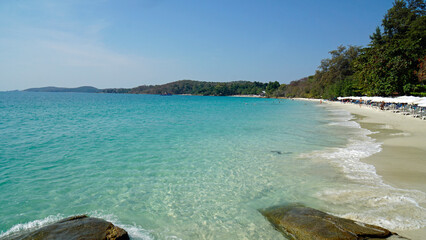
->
left=260, top=204, right=404, bottom=240
left=6, top=215, right=129, bottom=240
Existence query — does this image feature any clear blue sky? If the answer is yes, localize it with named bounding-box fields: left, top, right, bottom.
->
left=0, top=0, right=394, bottom=90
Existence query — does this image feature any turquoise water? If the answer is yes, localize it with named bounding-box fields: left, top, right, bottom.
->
left=0, top=92, right=424, bottom=239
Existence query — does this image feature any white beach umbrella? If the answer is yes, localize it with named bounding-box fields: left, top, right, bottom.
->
left=388, top=98, right=401, bottom=103
left=381, top=97, right=397, bottom=103
left=413, top=97, right=426, bottom=104
left=394, top=96, right=421, bottom=104
left=415, top=98, right=426, bottom=107
left=369, top=97, right=385, bottom=102
left=385, top=97, right=396, bottom=103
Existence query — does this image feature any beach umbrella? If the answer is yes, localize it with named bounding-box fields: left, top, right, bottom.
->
left=394, top=96, right=421, bottom=104
left=413, top=97, right=426, bottom=104
left=416, top=98, right=426, bottom=107
left=369, top=97, right=385, bottom=102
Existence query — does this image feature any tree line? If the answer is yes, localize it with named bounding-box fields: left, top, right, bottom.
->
left=278, top=0, right=425, bottom=98
left=102, top=80, right=275, bottom=96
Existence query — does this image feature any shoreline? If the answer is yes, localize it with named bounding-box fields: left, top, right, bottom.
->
left=315, top=100, right=426, bottom=239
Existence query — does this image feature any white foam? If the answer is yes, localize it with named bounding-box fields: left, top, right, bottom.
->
left=325, top=110, right=356, bottom=126
left=0, top=214, right=63, bottom=238
left=301, top=128, right=382, bottom=183
left=0, top=212, right=155, bottom=240
left=304, top=108, right=426, bottom=231
left=378, top=124, right=393, bottom=129
left=390, top=132, right=411, bottom=137
left=121, top=224, right=155, bottom=240
left=89, top=211, right=155, bottom=240
left=328, top=120, right=360, bottom=128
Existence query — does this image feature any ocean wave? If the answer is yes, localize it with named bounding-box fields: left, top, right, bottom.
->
left=316, top=187, right=426, bottom=230
left=325, top=109, right=359, bottom=128
left=378, top=124, right=393, bottom=129
left=89, top=211, right=155, bottom=240
left=389, top=132, right=411, bottom=137
left=0, top=212, right=155, bottom=240
left=0, top=214, right=63, bottom=238
left=302, top=137, right=382, bottom=183
left=303, top=108, right=426, bottom=230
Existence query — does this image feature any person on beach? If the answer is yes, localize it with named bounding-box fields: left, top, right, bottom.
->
left=380, top=101, right=385, bottom=110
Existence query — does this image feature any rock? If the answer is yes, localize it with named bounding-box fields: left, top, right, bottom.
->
left=260, top=204, right=403, bottom=240
left=6, top=215, right=129, bottom=240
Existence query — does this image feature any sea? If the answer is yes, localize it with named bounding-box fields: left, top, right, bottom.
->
left=0, top=92, right=424, bottom=239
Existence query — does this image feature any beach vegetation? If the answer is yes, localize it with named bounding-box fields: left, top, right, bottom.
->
left=103, top=80, right=270, bottom=96
left=354, top=0, right=426, bottom=96
left=278, top=45, right=361, bottom=99
left=265, top=81, right=280, bottom=97
left=279, top=0, right=426, bottom=99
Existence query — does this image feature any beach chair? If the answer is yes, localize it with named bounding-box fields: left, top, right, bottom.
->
left=421, top=107, right=426, bottom=120
left=401, top=105, right=411, bottom=115
left=411, top=106, right=420, bottom=118
left=384, top=103, right=391, bottom=111
left=391, top=104, right=402, bottom=113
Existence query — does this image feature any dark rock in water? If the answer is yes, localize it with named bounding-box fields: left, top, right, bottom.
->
left=6, top=215, right=129, bottom=240
left=271, top=151, right=292, bottom=155
left=260, top=204, right=402, bottom=240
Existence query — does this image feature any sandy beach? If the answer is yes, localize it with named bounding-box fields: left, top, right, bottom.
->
left=318, top=100, right=426, bottom=239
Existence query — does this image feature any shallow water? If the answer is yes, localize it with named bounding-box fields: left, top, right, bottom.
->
left=0, top=92, right=424, bottom=239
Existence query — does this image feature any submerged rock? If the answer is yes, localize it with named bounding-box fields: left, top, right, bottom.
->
left=260, top=204, right=403, bottom=240
left=5, top=215, right=129, bottom=240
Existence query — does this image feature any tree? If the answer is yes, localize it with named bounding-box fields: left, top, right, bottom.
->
left=354, top=0, right=426, bottom=96
left=265, top=81, right=280, bottom=96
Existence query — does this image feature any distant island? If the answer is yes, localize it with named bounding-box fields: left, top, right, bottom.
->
left=24, top=86, right=101, bottom=93
left=24, top=80, right=283, bottom=97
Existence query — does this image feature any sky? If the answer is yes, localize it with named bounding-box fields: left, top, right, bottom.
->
left=0, top=0, right=394, bottom=91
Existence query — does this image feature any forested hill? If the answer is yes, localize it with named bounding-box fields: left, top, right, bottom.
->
left=102, top=80, right=277, bottom=96
left=22, top=80, right=283, bottom=97
left=25, top=86, right=100, bottom=93
left=282, top=0, right=426, bottom=98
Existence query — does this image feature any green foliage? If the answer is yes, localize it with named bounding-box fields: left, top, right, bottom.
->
left=265, top=81, right=280, bottom=96
left=102, top=88, right=132, bottom=93
left=354, top=0, right=425, bottom=96
left=283, top=0, right=426, bottom=98
left=269, top=84, right=287, bottom=97
left=281, top=77, right=312, bottom=98
left=104, top=80, right=270, bottom=96
left=282, top=45, right=361, bottom=99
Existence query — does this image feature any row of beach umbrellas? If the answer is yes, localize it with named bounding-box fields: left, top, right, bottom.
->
left=337, top=96, right=426, bottom=107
